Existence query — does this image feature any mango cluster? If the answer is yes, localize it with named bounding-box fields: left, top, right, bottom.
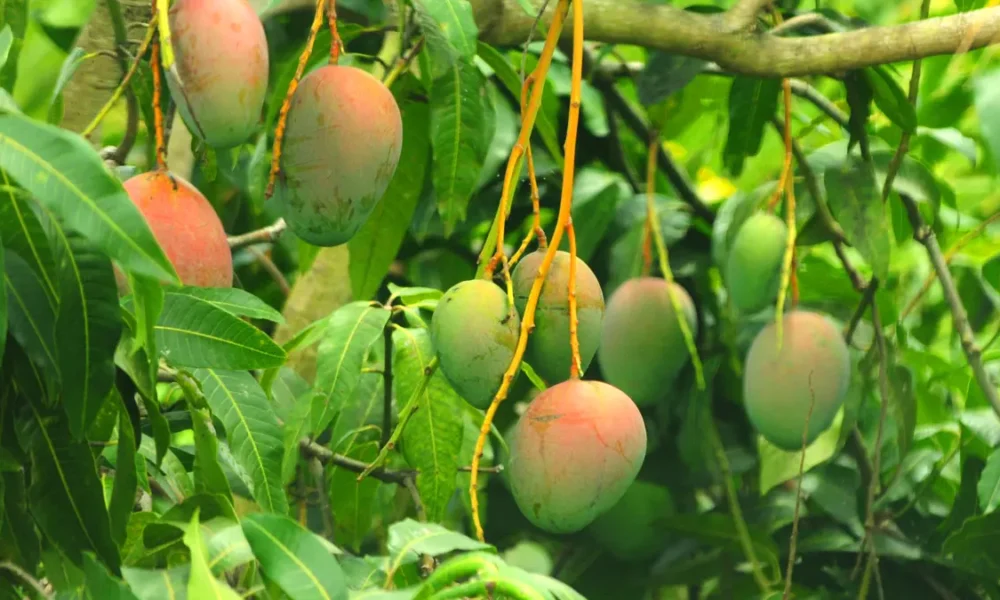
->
left=722, top=207, right=853, bottom=449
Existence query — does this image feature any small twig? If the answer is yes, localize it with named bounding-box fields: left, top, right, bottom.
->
left=246, top=247, right=290, bottom=297
left=300, top=439, right=413, bottom=484
left=382, top=37, right=425, bottom=89
left=0, top=561, right=52, bottom=599
left=308, top=457, right=335, bottom=540
left=901, top=194, right=1000, bottom=419
left=901, top=209, right=1000, bottom=319
left=567, top=217, right=583, bottom=378
left=770, top=13, right=836, bottom=35
left=834, top=241, right=867, bottom=292
left=709, top=421, right=772, bottom=593
left=726, top=0, right=773, bottom=31
left=845, top=279, right=879, bottom=345
left=459, top=464, right=504, bottom=474
left=782, top=376, right=816, bottom=600
left=402, top=476, right=427, bottom=522
left=227, top=219, right=288, bottom=250
left=776, top=119, right=847, bottom=243
left=381, top=324, right=394, bottom=448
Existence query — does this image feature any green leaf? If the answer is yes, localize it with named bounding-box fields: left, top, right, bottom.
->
left=312, top=302, right=391, bottom=435
left=973, top=67, right=1000, bottom=173
left=327, top=435, right=380, bottom=552
left=0, top=180, right=59, bottom=307
left=429, top=59, right=494, bottom=235
left=758, top=410, right=844, bottom=494
left=4, top=250, right=58, bottom=373
left=109, top=399, right=137, bottom=547
left=51, top=227, right=121, bottom=438
left=349, top=96, right=429, bottom=300
left=475, top=42, right=563, bottom=165
left=0, top=237, right=5, bottom=367
left=865, top=66, right=917, bottom=133
left=655, top=513, right=781, bottom=581
left=18, top=396, right=120, bottom=573
left=636, top=51, right=707, bottom=107
left=0, top=26, right=12, bottom=70
left=167, top=286, right=284, bottom=323
left=412, top=0, right=478, bottom=80
left=562, top=168, right=631, bottom=263
left=0, top=469, right=40, bottom=570
left=154, top=292, right=286, bottom=370
left=844, top=71, right=873, bottom=155
left=825, top=155, right=891, bottom=280
left=204, top=519, right=254, bottom=575
left=46, top=47, right=89, bottom=124
left=34, top=0, right=96, bottom=29
left=82, top=551, right=139, bottom=600
left=121, top=565, right=190, bottom=600
left=329, top=371, right=384, bottom=454
left=242, top=512, right=349, bottom=600
left=387, top=284, right=442, bottom=306
left=723, top=76, right=780, bottom=176
left=191, top=369, right=288, bottom=514
left=393, top=328, right=463, bottom=522
left=941, top=508, right=1000, bottom=577
left=0, top=113, right=177, bottom=283
left=979, top=449, right=1000, bottom=516
left=188, top=403, right=233, bottom=501
left=181, top=511, right=242, bottom=600
left=888, top=364, right=916, bottom=463
left=386, top=519, right=493, bottom=565
left=281, top=390, right=314, bottom=485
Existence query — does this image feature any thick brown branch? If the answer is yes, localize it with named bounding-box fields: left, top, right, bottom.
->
left=725, top=0, right=773, bottom=32
left=471, top=0, right=1000, bottom=77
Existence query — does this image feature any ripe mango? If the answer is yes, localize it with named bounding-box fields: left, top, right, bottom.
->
left=743, top=310, right=851, bottom=450
left=275, top=65, right=403, bottom=247
left=122, top=171, right=232, bottom=288
left=167, top=0, right=269, bottom=147
left=725, top=212, right=788, bottom=314
left=597, top=277, right=698, bottom=407
left=507, top=379, right=646, bottom=533
left=511, top=250, right=604, bottom=385
left=431, top=279, right=521, bottom=410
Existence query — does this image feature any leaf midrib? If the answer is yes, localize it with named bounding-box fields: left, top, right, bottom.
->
left=244, top=518, right=331, bottom=600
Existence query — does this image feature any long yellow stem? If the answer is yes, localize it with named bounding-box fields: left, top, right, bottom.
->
left=774, top=79, right=797, bottom=348
left=646, top=138, right=705, bottom=390
left=469, top=0, right=585, bottom=542
left=481, top=0, right=569, bottom=279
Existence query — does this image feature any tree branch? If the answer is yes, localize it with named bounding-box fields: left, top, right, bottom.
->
left=471, top=0, right=1000, bottom=77
left=900, top=194, right=1000, bottom=419
left=228, top=218, right=287, bottom=250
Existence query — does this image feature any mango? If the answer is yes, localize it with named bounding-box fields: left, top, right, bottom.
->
left=507, top=379, right=646, bottom=534
left=431, top=279, right=521, bottom=410
left=122, top=171, right=232, bottom=288
left=511, top=250, right=604, bottom=385
left=597, top=277, right=697, bottom=407
left=725, top=212, right=788, bottom=314
left=743, top=310, right=851, bottom=450
left=167, top=0, right=269, bottom=147
left=275, top=65, right=403, bottom=247
left=586, top=480, right=675, bottom=561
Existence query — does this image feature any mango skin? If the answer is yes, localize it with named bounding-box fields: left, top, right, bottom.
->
left=597, top=277, right=697, bottom=407
left=276, top=65, right=403, bottom=247
left=122, top=171, right=232, bottom=288
left=511, top=250, right=604, bottom=385
left=743, top=310, right=851, bottom=450
left=586, top=480, right=675, bottom=561
left=507, top=379, right=646, bottom=534
left=725, top=212, right=789, bottom=314
left=167, top=0, right=269, bottom=148
left=431, top=279, right=521, bottom=410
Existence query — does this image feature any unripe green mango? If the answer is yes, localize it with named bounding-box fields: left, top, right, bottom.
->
left=167, top=0, right=269, bottom=148
left=507, top=379, right=646, bottom=534
left=597, top=277, right=697, bottom=407
left=725, top=212, right=788, bottom=314
left=586, top=480, right=676, bottom=561
left=743, top=310, right=851, bottom=450
left=275, top=65, right=403, bottom=247
left=511, top=250, right=604, bottom=385
left=431, top=279, right=521, bottom=410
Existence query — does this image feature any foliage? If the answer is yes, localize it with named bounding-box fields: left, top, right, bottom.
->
left=0, top=0, right=998, bottom=598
